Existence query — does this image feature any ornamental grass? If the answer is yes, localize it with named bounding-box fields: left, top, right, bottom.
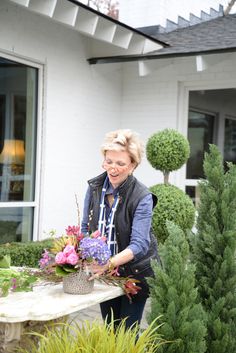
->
left=17, top=317, right=165, bottom=353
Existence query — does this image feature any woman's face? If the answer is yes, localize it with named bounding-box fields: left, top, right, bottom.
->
left=103, top=150, right=135, bottom=188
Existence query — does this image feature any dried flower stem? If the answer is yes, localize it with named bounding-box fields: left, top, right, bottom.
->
left=75, top=194, right=80, bottom=226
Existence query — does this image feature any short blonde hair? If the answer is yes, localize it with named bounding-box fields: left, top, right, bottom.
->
left=101, top=129, right=144, bottom=167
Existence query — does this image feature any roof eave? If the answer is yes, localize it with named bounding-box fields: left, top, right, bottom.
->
left=67, top=0, right=169, bottom=47
left=87, top=46, right=236, bottom=64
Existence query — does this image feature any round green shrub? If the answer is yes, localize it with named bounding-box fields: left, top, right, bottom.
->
left=146, top=129, right=190, bottom=172
left=150, top=184, right=195, bottom=243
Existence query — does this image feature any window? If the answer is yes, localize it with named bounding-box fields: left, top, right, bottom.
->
left=185, top=89, right=236, bottom=206
left=186, top=109, right=216, bottom=206
left=0, top=57, right=38, bottom=243
left=187, top=110, right=215, bottom=180
left=224, top=116, right=236, bottom=166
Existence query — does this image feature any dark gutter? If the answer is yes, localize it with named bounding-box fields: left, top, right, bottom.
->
left=87, top=46, right=236, bottom=65
left=66, top=0, right=169, bottom=48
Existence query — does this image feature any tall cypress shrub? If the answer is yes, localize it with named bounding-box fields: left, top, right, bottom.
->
left=192, top=144, right=236, bottom=353
left=148, top=221, right=207, bottom=353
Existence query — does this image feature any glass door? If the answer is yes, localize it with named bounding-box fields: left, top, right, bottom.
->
left=0, top=57, right=38, bottom=243
left=185, top=109, right=216, bottom=205
left=224, top=116, right=236, bottom=166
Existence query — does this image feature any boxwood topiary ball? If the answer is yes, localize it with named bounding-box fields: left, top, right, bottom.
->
left=150, top=184, right=195, bottom=243
left=146, top=129, right=190, bottom=172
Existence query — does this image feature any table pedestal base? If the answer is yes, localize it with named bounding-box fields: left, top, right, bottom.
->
left=0, top=317, right=67, bottom=353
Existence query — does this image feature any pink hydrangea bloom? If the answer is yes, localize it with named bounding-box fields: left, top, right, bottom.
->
left=66, top=252, right=79, bottom=265
left=63, top=245, right=76, bottom=257
left=55, top=252, right=67, bottom=265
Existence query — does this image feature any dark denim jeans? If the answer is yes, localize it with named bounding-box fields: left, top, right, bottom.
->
left=100, top=295, right=147, bottom=329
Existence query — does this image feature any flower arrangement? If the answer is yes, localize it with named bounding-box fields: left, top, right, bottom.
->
left=40, top=226, right=111, bottom=277
left=39, top=225, right=141, bottom=301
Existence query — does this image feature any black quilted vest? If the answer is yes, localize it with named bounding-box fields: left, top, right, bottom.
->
left=87, top=172, right=159, bottom=301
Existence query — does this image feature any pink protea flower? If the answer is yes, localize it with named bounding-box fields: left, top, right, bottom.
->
left=77, top=233, right=84, bottom=242
left=66, top=252, right=79, bottom=265
left=55, top=252, right=67, bottom=265
left=65, top=225, right=80, bottom=236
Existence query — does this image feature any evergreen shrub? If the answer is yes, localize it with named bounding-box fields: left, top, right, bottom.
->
left=147, top=221, right=207, bottom=353
left=150, top=184, right=195, bottom=243
left=0, top=239, right=53, bottom=268
left=192, top=145, right=236, bottom=353
left=146, top=129, right=190, bottom=173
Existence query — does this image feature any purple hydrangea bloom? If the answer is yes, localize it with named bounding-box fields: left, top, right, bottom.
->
left=79, top=238, right=111, bottom=265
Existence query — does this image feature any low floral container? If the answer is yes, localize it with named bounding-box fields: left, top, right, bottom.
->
left=62, top=270, right=94, bottom=295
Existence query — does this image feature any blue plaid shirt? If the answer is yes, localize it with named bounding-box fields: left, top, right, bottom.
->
left=81, top=182, right=153, bottom=261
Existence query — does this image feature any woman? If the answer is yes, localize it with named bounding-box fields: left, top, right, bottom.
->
left=81, top=129, right=158, bottom=329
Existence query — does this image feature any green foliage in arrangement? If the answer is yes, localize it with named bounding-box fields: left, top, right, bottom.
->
left=0, top=267, right=37, bottom=297
left=0, top=239, right=53, bottom=268
left=150, top=184, right=195, bottom=243
left=147, top=221, right=207, bottom=353
left=0, top=255, right=37, bottom=297
left=191, top=145, right=236, bottom=353
left=17, top=318, right=165, bottom=353
left=146, top=129, right=190, bottom=173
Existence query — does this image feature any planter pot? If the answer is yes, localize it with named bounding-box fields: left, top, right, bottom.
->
left=63, top=270, right=94, bottom=295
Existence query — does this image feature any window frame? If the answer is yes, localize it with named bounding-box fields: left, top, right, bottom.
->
left=186, top=107, right=218, bottom=179
left=223, top=114, right=236, bottom=164
left=177, top=81, right=236, bottom=204
left=0, top=51, right=44, bottom=241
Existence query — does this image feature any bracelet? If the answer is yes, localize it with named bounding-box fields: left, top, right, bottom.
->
left=108, top=258, right=115, bottom=271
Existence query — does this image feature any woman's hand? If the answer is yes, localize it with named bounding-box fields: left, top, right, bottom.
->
left=88, top=248, right=134, bottom=281
left=89, top=262, right=109, bottom=280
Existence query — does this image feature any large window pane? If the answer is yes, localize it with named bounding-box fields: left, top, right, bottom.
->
left=224, top=117, right=236, bottom=165
left=0, top=59, right=38, bottom=202
left=0, top=57, right=37, bottom=243
left=0, top=207, right=34, bottom=244
left=186, top=110, right=215, bottom=179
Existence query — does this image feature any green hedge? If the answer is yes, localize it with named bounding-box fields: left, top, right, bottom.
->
left=0, top=239, right=53, bottom=268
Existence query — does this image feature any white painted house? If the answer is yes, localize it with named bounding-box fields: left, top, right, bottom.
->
left=0, top=0, right=236, bottom=243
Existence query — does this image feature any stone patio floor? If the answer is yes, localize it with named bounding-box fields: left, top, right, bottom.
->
left=69, top=298, right=151, bottom=329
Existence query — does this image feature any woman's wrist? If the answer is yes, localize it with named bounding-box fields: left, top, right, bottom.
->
left=108, top=257, right=116, bottom=271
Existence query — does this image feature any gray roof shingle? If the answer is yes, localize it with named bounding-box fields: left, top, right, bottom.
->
left=141, top=14, right=236, bottom=55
